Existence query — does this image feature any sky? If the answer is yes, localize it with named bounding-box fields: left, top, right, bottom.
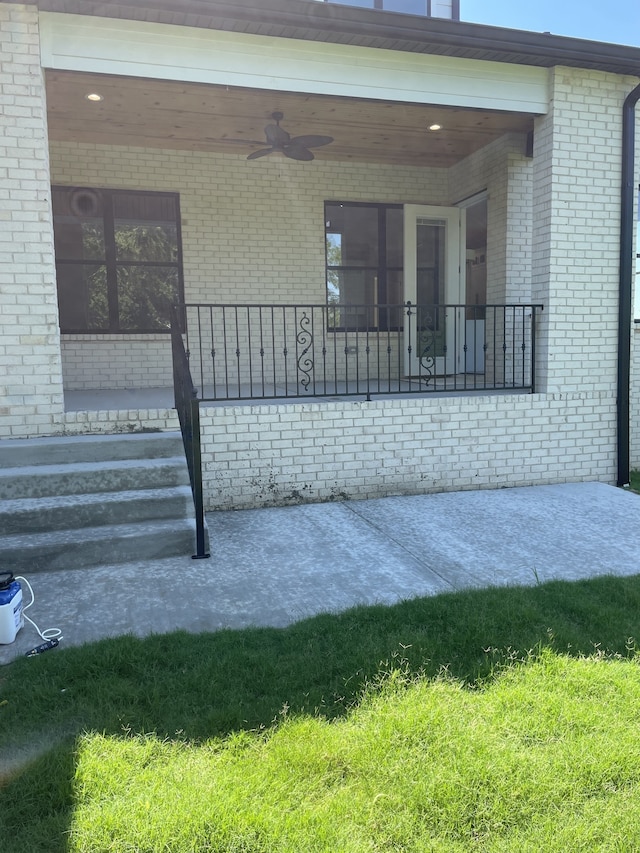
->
left=461, top=0, right=640, bottom=46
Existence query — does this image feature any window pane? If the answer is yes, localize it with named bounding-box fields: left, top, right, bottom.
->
left=56, top=263, right=108, bottom=331
left=325, top=204, right=378, bottom=267
left=416, top=219, right=445, bottom=305
left=386, top=270, right=404, bottom=306
left=416, top=218, right=445, bottom=268
left=328, top=303, right=379, bottom=330
left=417, top=267, right=441, bottom=305
left=465, top=198, right=487, bottom=319
left=326, top=268, right=378, bottom=329
left=327, top=268, right=378, bottom=304
left=383, top=0, right=426, bottom=13
left=431, top=0, right=454, bottom=18
left=324, top=0, right=430, bottom=11
left=326, top=202, right=404, bottom=330
left=52, top=188, right=105, bottom=261
left=117, top=266, right=179, bottom=331
left=325, top=0, right=375, bottom=7
left=326, top=233, right=342, bottom=267
left=113, top=193, right=178, bottom=262
left=379, top=271, right=404, bottom=330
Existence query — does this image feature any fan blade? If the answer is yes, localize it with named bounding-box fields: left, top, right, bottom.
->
left=283, top=143, right=314, bottom=161
left=220, top=138, right=269, bottom=146
left=289, top=134, right=334, bottom=149
left=265, top=123, right=290, bottom=146
left=247, top=147, right=274, bottom=160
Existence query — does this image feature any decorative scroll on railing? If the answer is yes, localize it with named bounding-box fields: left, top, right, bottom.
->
left=173, top=302, right=542, bottom=403
left=170, top=305, right=209, bottom=559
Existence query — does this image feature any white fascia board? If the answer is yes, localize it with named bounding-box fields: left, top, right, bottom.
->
left=39, top=12, right=550, bottom=114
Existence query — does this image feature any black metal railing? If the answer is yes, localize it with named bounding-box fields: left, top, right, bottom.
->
left=170, top=305, right=209, bottom=559
left=172, top=302, right=543, bottom=403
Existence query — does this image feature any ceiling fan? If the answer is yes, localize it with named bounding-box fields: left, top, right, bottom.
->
left=246, top=112, right=334, bottom=161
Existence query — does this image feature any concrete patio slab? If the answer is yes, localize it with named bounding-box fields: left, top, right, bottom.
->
left=347, top=481, right=640, bottom=588
left=1, top=482, right=638, bottom=664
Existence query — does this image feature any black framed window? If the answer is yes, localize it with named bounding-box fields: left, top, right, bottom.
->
left=52, top=187, right=184, bottom=333
left=325, top=201, right=403, bottom=330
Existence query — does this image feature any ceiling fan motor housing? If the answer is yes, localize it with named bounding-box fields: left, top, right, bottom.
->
left=247, top=112, right=334, bottom=161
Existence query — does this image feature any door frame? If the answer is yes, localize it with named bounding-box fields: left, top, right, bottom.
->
left=403, top=204, right=465, bottom=377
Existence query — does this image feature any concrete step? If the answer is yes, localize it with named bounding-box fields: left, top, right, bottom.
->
left=0, top=431, right=183, bottom=469
left=0, top=486, right=194, bottom=534
left=0, top=518, right=202, bottom=573
left=0, top=457, right=190, bottom=500
left=0, top=430, right=207, bottom=569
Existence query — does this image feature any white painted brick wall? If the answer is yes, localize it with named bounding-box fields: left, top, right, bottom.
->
left=61, top=335, right=174, bottom=390
left=532, top=68, right=638, bottom=396
left=61, top=406, right=178, bottom=435
left=448, top=132, right=532, bottom=304
left=629, top=126, right=640, bottom=472
left=50, top=140, right=448, bottom=305
left=199, top=391, right=617, bottom=510
left=632, top=326, right=640, bottom=470
left=50, top=140, right=450, bottom=388
left=0, top=4, right=64, bottom=438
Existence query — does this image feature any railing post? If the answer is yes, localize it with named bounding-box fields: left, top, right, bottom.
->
left=530, top=305, right=537, bottom=394
left=190, top=394, right=209, bottom=559
left=406, top=301, right=412, bottom=391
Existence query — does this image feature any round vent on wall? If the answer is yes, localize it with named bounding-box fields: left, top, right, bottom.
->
left=69, top=187, right=101, bottom=218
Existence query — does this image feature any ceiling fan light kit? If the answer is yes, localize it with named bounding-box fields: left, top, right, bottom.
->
left=247, top=111, right=333, bottom=161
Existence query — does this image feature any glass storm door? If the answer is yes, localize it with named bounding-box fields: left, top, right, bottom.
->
left=403, top=204, right=464, bottom=377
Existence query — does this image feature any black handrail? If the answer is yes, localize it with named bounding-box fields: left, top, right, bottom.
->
left=170, top=305, right=209, bottom=559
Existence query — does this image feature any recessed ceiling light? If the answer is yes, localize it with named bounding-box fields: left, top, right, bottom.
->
left=429, top=124, right=442, bottom=131
left=85, top=92, right=103, bottom=102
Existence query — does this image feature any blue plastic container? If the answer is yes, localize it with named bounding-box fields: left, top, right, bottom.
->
left=0, top=577, right=24, bottom=644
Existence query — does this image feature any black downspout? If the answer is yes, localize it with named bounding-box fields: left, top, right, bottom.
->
left=617, top=81, right=640, bottom=487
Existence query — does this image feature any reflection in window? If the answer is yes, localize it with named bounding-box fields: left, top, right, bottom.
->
left=52, top=187, right=183, bottom=333
left=319, top=0, right=459, bottom=19
left=325, top=201, right=403, bottom=330
left=416, top=218, right=445, bottom=306
left=55, top=263, right=107, bottom=332
left=113, top=193, right=178, bottom=263
left=465, top=197, right=487, bottom=320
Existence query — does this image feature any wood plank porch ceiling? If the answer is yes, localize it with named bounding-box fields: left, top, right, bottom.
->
left=45, top=70, right=534, bottom=168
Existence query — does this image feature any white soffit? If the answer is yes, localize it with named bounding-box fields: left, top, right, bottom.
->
left=39, top=12, right=550, bottom=114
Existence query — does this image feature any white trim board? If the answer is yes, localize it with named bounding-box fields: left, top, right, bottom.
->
left=40, top=12, right=550, bottom=114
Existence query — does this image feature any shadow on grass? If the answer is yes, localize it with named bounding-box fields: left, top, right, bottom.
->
left=2, top=573, right=640, bottom=851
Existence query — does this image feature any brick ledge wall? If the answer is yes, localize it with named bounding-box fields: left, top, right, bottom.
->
left=199, top=390, right=617, bottom=510
left=61, top=335, right=174, bottom=390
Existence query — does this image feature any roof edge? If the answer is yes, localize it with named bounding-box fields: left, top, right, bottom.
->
left=8, top=0, right=640, bottom=76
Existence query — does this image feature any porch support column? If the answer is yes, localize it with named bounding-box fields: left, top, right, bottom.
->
left=0, top=3, right=64, bottom=438
left=531, top=67, right=632, bottom=395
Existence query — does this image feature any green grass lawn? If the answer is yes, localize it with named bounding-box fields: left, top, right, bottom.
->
left=3, top=574, right=640, bottom=851
left=631, top=469, right=640, bottom=492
